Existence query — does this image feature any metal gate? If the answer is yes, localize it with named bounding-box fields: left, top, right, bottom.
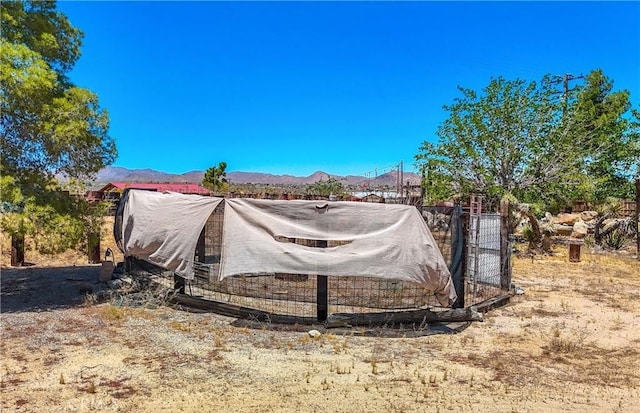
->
left=467, top=196, right=502, bottom=298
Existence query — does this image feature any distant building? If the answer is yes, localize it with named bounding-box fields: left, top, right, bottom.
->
left=87, top=182, right=212, bottom=214
left=362, top=193, right=385, bottom=203
left=350, top=191, right=400, bottom=203
left=97, top=182, right=212, bottom=196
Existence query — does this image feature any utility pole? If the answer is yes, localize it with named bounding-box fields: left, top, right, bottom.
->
left=400, top=160, right=404, bottom=203
left=396, top=164, right=400, bottom=200
left=551, top=73, right=584, bottom=116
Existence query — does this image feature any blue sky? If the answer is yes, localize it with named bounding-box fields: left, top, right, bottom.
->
left=58, top=1, right=640, bottom=177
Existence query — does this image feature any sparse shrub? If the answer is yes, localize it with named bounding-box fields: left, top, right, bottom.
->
left=521, top=224, right=534, bottom=244
left=547, top=336, right=580, bottom=353
left=583, top=235, right=595, bottom=248
left=109, top=280, right=175, bottom=309
left=544, top=327, right=585, bottom=354
left=321, top=377, right=330, bottom=390
left=99, top=304, right=126, bottom=321
left=521, top=223, right=540, bottom=252
left=602, top=228, right=627, bottom=250
left=167, top=320, right=190, bottom=332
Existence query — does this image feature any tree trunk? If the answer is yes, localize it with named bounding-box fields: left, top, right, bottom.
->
left=635, top=178, right=640, bottom=260
left=11, top=235, right=25, bottom=266
left=523, top=210, right=543, bottom=251
left=596, top=219, right=627, bottom=241
left=594, top=212, right=613, bottom=245
left=87, top=232, right=101, bottom=264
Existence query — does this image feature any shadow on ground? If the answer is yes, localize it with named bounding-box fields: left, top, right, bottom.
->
left=1, top=265, right=105, bottom=313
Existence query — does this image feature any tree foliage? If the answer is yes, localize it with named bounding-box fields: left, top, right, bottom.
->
left=202, top=161, right=229, bottom=192
left=569, top=70, right=639, bottom=201
left=416, top=70, right=639, bottom=212
left=306, top=177, right=345, bottom=197
left=1, top=1, right=116, bottom=256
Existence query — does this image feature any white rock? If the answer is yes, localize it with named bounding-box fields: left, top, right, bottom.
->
left=308, top=329, right=322, bottom=338
left=571, top=221, right=589, bottom=238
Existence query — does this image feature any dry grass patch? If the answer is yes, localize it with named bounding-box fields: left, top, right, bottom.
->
left=2, top=240, right=639, bottom=412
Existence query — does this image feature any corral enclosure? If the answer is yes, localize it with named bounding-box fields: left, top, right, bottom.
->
left=120, top=191, right=512, bottom=324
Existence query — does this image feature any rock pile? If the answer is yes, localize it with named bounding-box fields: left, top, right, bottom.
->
left=516, top=210, right=629, bottom=239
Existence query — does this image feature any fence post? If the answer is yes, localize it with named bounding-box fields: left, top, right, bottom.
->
left=196, top=228, right=206, bottom=263
left=500, top=200, right=511, bottom=290
left=174, top=274, right=185, bottom=294
left=450, top=204, right=466, bottom=308
left=317, top=240, right=329, bottom=321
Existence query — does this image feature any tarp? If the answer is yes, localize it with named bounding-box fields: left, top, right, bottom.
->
left=222, top=198, right=456, bottom=306
left=116, top=190, right=457, bottom=307
left=115, top=189, right=223, bottom=277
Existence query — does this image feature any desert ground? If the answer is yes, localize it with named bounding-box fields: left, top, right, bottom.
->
left=1, top=221, right=639, bottom=413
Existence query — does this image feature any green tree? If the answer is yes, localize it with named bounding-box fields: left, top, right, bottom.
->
left=416, top=70, right=639, bottom=212
left=306, top=177, right=345, bottom=197
left=567, top=70, right=639, bottom=201
left=416, top=76, right=566, bottom=210
left=1, top=1, right=116, bottom=261
left=202, top=161, right=229, bottom=192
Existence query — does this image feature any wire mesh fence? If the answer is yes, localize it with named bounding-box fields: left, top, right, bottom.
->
left=133, top=200, right=510, bottom=320
left=467, top=212, right=504, bottom=303
left=423, top=206, right=507, bottom=307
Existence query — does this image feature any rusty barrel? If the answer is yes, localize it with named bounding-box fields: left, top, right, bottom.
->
left=568, top=239, right=583, bottom=263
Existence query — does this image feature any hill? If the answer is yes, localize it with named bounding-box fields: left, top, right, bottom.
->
left=92, top=166, right=421, bottom=188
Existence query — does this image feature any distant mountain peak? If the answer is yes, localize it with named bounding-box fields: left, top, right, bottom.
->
left=91, top=166, right=420, bottom=188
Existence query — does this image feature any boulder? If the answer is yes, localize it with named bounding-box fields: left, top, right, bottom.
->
left=571, top=221, right=589, bottom=238
left=554, top=213, right=581, bottom=226
left=580, top=211, right=598, bottom=222
left=554, top=224, right=574, bottom=236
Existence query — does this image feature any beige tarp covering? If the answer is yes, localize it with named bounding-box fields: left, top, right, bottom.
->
left=222, top=198, right=456, bottom=307
left=117, top=190, right=457, bottom=307
left=117, top=190, right=223, bottom=277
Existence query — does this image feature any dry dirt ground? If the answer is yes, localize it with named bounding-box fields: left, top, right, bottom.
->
left=1, top=223, right=640, bottom=412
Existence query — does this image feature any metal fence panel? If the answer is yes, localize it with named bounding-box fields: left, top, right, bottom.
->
left=128, top=200, right=510, bottom=319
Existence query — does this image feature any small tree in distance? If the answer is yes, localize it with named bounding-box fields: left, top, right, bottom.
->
left=306, top=177, right=345, bottom=197
left=202, top=161, right=229, bottom=193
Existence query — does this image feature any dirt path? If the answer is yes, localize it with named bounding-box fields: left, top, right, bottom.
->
left=1, top=249, right=639, bottom=412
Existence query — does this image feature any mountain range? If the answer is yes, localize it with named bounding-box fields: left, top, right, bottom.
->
left=94, top=166, right=421, bottom=188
